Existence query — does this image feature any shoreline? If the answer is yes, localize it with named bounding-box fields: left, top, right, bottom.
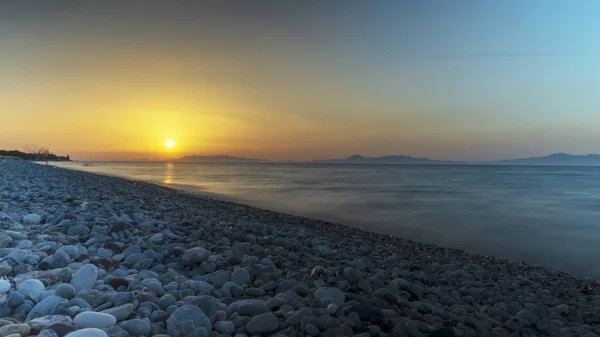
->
left=1, top=160, right=598, bottom=336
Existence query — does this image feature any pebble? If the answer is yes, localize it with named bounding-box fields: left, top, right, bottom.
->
left=70, top=264, right=98, bottom=292
left=23, top=214, right=41, bottom=224
left=101, top=303, right=135, bottom=322
left=245, top=313, right=279, bottom=334
left=166, top=305, right=212, bottom=337
left=55, top=284, right=76, bottom=299
left=214, top=321, right=236, bottom=334
left=181, top=247, right=210, bottom=265
left=119, top=319, right=151, bottom=336
left=17, top=279, right=45, bottom=302
left=0, top=324, right=30, bottom=337
left=73, top=312, right=117, bottom=329
left=230, top=268, right=250, bottom=286
left=305, top=323, right=320, bottom=336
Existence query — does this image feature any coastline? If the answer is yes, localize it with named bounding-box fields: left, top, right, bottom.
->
left=0, top=160, right=598, bottom=336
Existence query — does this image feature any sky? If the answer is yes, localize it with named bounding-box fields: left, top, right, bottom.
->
left=1, top=1, right=600, bottom=161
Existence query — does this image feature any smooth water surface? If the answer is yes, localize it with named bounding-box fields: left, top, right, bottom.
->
left=52, top=161, right=600, bottom=277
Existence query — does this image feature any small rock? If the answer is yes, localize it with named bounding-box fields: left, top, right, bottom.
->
left=305, top=323, right=320, bottom=336
left=120, top=319, right=150, bottom=337
left=245, top=313, right=278, bottom=334
left=344, top=268, right=362, bottom=284
left=55, top=284, right=76, bottom=299
left=70, top=264, right=98, bottom=292
left=67, top=225, right=90, bottom=236
left=74, top=312, right=117, bottom=329
left=214, top=321, right=235, bottom=334
left=0, top=324, right=30, bottom=337
left=101, top=303, right=135, bottom=322
left=166, top=305, right=212, bottom=337
left=23, top=214, right=41, bottom=224
left=314, top=287, right=345, bottom=305
left=181, top=247, right=210, bottom=265
left=17, top=279, right=45, bottom=302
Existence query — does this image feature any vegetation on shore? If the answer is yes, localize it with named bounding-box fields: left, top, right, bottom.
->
left=0, top=149, right=70, bottom=161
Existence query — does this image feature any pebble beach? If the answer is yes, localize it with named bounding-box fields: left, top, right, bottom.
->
left=0, top=160, right=598, bottom=337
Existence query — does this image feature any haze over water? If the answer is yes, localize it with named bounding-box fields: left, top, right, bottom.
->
left=52, top=161, right=600, bottom=277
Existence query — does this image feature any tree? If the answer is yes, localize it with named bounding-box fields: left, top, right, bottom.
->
left=37, top=147, right=51, bottom=164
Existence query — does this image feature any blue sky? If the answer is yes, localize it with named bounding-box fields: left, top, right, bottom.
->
left=1, top=1, right=600, bottom=160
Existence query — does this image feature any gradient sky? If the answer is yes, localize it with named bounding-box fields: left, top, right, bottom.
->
left=1, top=1, right=600, bottom=161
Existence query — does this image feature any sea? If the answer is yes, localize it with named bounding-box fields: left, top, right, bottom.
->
left=50, top=161, right=600, bottom=277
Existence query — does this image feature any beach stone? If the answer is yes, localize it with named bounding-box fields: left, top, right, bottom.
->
left=110, top=222, right=129, bottom=233
left=181, top=247, right=210, bottom=265
left=38, top=329, right=59, bottom=337
left=148, top=233, right=163, bottom=243
left=236, top=303, right=269, bottom=317
left=314, top=287, right=345, bottom=305
left=187, top=296, right=217, bottom=323
left=0, top=234, right=13, bottom=249
left=55, top=284, right=76, bottom=299
left=23, top=214, right=41, bottom=224
left=67, top=225, right=89, bottom=236
left=244, top=287, right=265, bottom=297
left=166, top=305, right=212, bottom=337
left=119, top=319, right=150, bottom=336
left=0, top=324, right=30, bottom=337
left=70, top=264, right=98, bottom=292
left=246, top=313, right=278, bottom=335
left=76, top=289, right=106, bottom=308
left=214, top=321, right=235, bottom=334
left=285, top=307, right=312, bottom=325
left=305, top=323, right=320, bottom=336
left=27, top=315, right=73, bottom=334
left=27, top=296, right=64, bottom=320
left=344, top=267, right=362, bottom=284
left=158, top=294, right=176, bottom=310
left=0, top=265, right=12, bottom=277
left=74, top=312, right=117, bottom=329
left=101, top=303, right=135, bottom=322
left=52, top=250, right=71, bottom=268
left=105, top=326, right=128, bottom=337
left=124, top=253, right=145, bottom=265
left=209, top=271, right=231, bottom=288
left=63, top=328, right=108, bottom=337
left=45, top=323, right=77, bottom=337
left=231, top=269, right=250, bottom=286
left=7, top=291, right=24, bottom=307
left=96, top=248, right=113, bottom=259
left=57, top=246, right=80, bottom=259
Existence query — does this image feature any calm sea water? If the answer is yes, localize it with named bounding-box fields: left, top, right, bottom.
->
left=52, top=161, right=600, bottom=277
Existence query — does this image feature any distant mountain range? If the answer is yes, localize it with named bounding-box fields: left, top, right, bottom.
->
left=173, top=153, right=600, bottom=166
left=309, top=154, right=464, bottom=165
left=487, top=153, right=600, bottom=166
left=178, top=155, right=268, bottom=163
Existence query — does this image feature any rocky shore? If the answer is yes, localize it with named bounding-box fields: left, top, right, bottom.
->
left=0, top=160, right=598, bottom=337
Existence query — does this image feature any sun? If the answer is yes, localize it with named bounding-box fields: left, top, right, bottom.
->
left=164, top=139, right=175, bottom=148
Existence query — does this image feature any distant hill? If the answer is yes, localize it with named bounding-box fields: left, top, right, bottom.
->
left=178, top=155, right=268, bottom=163
left=488, top=153, right=600, bottom=166
left=310, top=154, right=464, bottom=165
